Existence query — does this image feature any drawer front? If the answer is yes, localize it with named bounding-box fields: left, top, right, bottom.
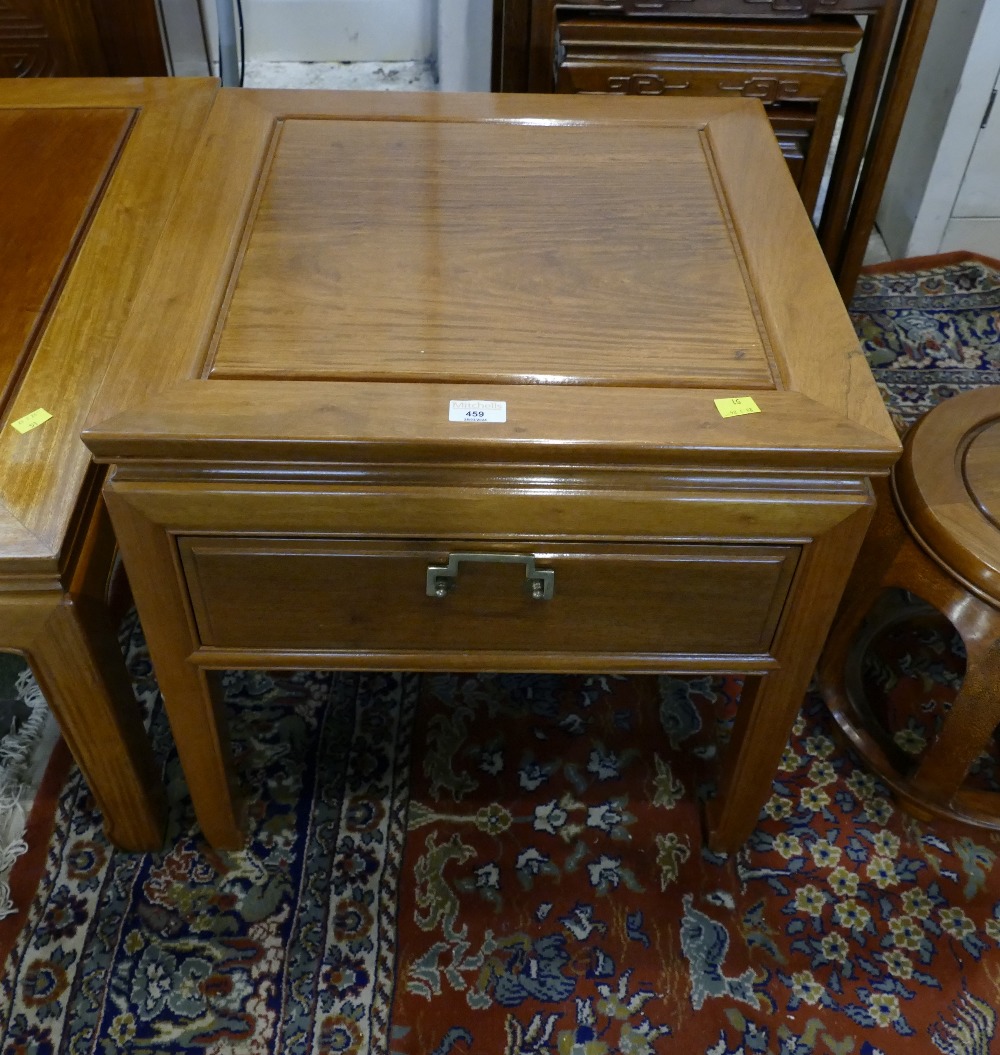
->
left=179, top=538, right=799, bottom=659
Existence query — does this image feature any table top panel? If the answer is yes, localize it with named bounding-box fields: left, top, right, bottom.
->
left=85, top=91, right=900, bottom=472
left=0, top=107, right=131, bottom=412
left=0, top=78, right=217, bottom=576
left=209, top=117, right=774, bottom=389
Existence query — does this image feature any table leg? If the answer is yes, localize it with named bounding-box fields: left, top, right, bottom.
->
left=103, top=486, right=247, bottom=849
left=5, top=593, right=166, bottom=852
left=705, top=504, right=874, bottom=852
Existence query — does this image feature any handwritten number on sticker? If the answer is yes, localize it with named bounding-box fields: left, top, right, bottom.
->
left=715, top=397, right=761, bottom=419
left=10, top=408, right=52, bottom=434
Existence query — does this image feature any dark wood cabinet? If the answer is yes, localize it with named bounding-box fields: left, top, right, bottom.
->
left=494, top=0, right=940, bottom=299
left=0, top=0, right=168, bottom=78
left=552, top=17, right=862, bottom=213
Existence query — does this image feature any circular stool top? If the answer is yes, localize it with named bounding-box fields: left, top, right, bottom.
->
left=894, top=386, right=1000, bottom=606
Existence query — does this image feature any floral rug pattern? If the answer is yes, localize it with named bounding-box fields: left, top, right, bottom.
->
left=2, top=256, right=1000, bottom=1054
left=851, top=254, right=1000, bottom=431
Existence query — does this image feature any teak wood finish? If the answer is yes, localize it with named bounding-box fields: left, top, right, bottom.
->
left=818, top=387, right=1000, bottom=828
left=493, top=0, right=939, bottom=299
left=0, top=78, right=217, bottom=850
left=82, top=90, right=901, bottom=853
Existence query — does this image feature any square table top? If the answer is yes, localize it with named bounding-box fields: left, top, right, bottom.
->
left=85, top=90, right=899, bottom=475
left=210, top=116, right=771, bottom=390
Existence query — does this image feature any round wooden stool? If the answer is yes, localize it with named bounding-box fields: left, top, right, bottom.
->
left=818, top=386, right=1000, bottom=828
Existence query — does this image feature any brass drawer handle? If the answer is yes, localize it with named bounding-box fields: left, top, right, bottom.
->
left=426, top=553, right=555, bottom=600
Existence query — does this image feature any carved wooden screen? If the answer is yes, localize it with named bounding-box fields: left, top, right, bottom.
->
left=0, top=0, right=167, bottom=78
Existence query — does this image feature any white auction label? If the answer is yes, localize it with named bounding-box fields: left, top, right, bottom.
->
left=448, top=399, right=507, bottom=423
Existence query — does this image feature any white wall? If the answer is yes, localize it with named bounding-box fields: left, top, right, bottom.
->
left=437, top=0, right=491, bottom=90
left=876, top=0, right=992, bottom=257
left=200, top=0, right=436, bottom=63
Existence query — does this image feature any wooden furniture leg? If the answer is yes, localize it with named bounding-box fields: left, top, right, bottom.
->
left=3, top=496, right=166, bottom=851
left=835, top=0, right=939, bottom=299
left=103, top=487, right=246, bottom=849
left=822, top=550, right=1000, bottom=826
left=817, top=0, right=902, bottom=265
left=5, top=591, right=166, bottom=851
left=707, top=505, right=874, bottom=851
left=913, top=635, right=1000, bottom=806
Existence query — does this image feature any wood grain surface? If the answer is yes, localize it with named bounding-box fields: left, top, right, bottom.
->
left=0, top=107, right=130, bottom=408
left=0, top=78, right=217, bottom=578
left=211, top=119, right=771, bottom=388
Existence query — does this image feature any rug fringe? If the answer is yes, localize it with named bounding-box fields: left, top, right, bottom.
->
left=0, top=668, right=51, bottom=921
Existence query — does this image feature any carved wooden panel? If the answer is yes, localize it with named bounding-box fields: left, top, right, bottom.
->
left=0, top=0, right=55, bottom=76
left=0, top=0, right=166, bottom=78
left=90, top=0, right=168, bottom=76
left=554, top=18, right=862, bottom=211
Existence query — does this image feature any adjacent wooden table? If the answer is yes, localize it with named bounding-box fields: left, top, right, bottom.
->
left=83, top=90, right=901, bottom=852
left=0, top=78, right=216, bottom=850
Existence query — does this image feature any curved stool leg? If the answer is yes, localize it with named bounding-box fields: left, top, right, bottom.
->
left=822, top=522, right=1000, bottom=828
left=912, top=624, right=1000, bottom=810
left=819, top=473, right=1000, bottom=828
left=818, top=477, right=925, bottom=770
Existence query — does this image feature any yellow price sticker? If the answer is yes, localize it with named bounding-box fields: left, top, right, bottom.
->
left=10, top=408, right=53, bottom=434
left=715, top=397, right=761, bottom=419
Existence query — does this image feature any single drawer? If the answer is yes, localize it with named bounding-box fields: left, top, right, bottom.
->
left=179, top=538, right=799, bottom=660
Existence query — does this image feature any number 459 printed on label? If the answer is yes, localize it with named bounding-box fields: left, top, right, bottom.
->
left=449, top=399, right=507, bottom=423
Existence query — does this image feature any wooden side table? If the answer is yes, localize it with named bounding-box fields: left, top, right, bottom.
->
left=83, top=90, right=899, bottom=854
left=493, top=0, right=939, bottom=299
left=0, top=78, right=216, bottom=850
left=818, top=387, right=1000, bottom=828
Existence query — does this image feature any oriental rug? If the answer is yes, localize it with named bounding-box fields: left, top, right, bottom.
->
left=1, top=254, right=999, bottom=1055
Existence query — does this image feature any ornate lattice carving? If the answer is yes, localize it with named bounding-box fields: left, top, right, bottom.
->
left=719, top=76, right=803, bottom=103
left=0, top=0, right=55, bottom=77
left=606, top=73, right=692, bottom=94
